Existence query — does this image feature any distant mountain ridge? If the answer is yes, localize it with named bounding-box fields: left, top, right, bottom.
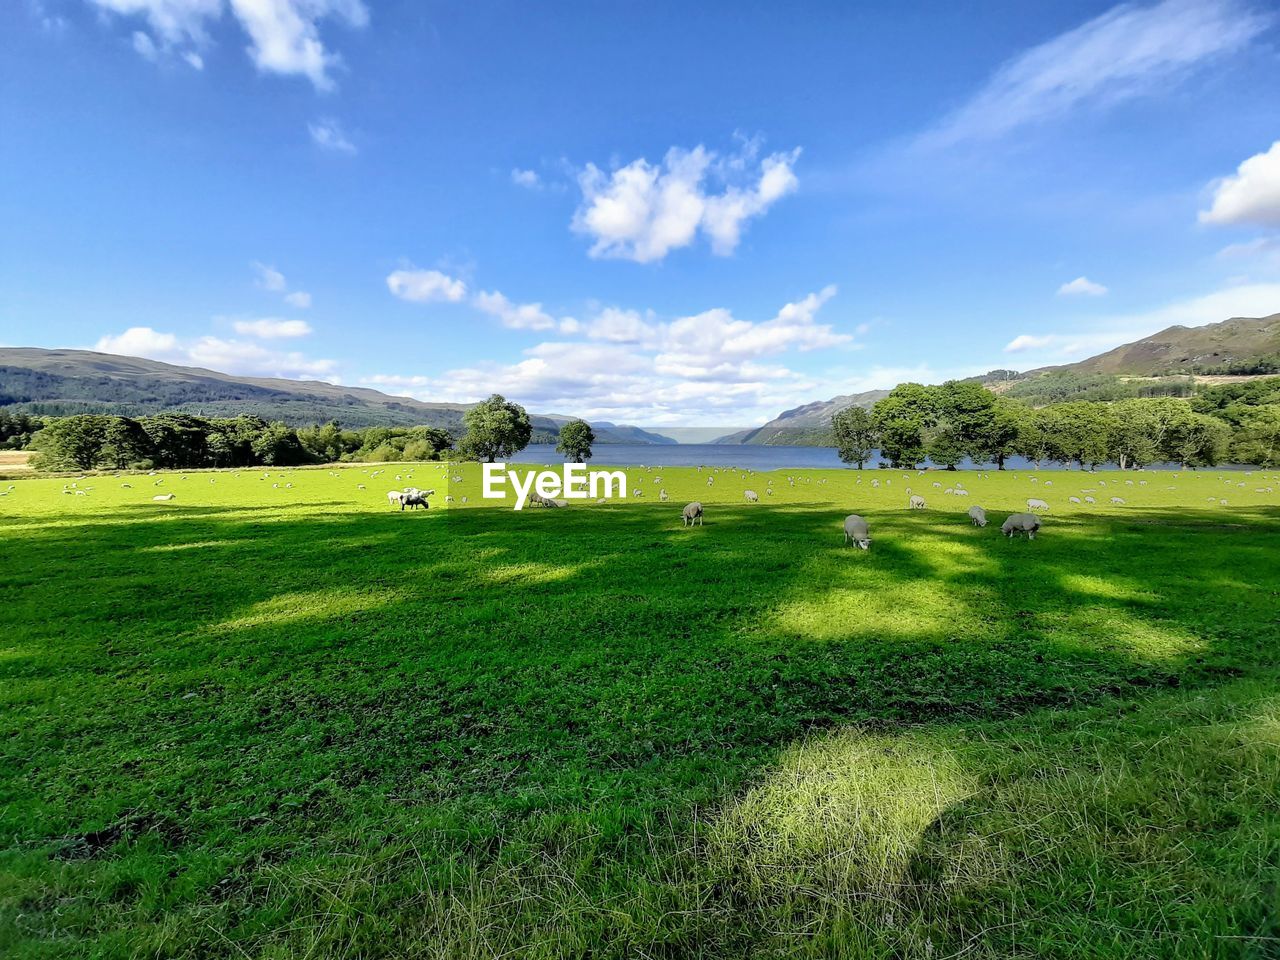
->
left=0, top=348, right=675, bottom=443
left=723, top=312, right=1280, bottom=445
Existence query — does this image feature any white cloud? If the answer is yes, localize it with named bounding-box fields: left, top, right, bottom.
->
left=231, top=317, right=312, bottom=338
left=309, top=117, right=356, bottom=154
left=363, top=286, right=859, bottom=425
left=283, top=290, right=311, bottom=308
left=1057, top=276, right=1109, bottom=297
left=86, top=0, right=369, bottom=89
left=1003, top=282, right=1280, bottom=360
left=252, top=261, right=287, bottom=292
left=921, top=0, right=1271, bottom=148
left=571, top=142, right=800, bottom=262
left=386, top=268, right=467, bottom=303
left=511, top=168, right=541, bottom=189
left=1200, top=140, right=1280, bottom=227
left=473, top=290, right=558, bottom=331
left=95, top=326, right=180, bottom=358
left=182, top=50, right=204, bottom=69
left=94, top=325, right=336, bottom=378
left=131, top=29, right=159, bottom=60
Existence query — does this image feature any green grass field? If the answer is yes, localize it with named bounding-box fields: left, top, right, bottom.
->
left=3, top=461, right=1280, bottom=958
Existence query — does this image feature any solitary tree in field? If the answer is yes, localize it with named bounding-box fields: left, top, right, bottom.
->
left=831, top=406, right=876, bottom=468
left=458, top=394, right=533, bottom=462
left=556, top=419, right=595, bottom=463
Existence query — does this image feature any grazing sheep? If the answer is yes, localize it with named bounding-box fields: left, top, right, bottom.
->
left=1027, top=498, right=1050, bottom=511
left=1110, top=497, right=1125, bottom=505
left=682, top=502, right=704, bottom=527
left=909, top=495, right=926, bottom=509
left=387, top=490, right=403, bottom=507
left=659, top=489, right=669, bottom=502
left=944, top=488, right=954, bottom=495
left=843, top=514, right=871, bottom=549
left=1084, top=496, right=1096, bottom=504
left=744, top=490, right=759, bottom=503
left=153, top=493, right=176, bottom=502
left=932, top=481, right=942, bottom=488
left=968, top=505, right=987, bottom=527
left=1069, top=496, right=1081, bottom=504
left=445, top=495, right=455, bottom=503
left=632, top=488, right=644, bottom=498
left=1002, top=512, right=1041, bottom=539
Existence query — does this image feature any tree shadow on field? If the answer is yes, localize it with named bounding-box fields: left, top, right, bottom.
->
left=1, top=499, right=1279, bottom=957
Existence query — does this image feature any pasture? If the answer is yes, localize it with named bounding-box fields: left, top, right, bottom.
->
left=3, top=462, right=1280, bottom=958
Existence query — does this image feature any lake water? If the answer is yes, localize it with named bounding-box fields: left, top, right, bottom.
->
left=506, top=443, right=1244, bottom=472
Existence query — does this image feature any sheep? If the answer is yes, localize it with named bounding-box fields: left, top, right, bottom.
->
left=632, top=488, right=644, bottom=498
left=744, top=490, right=759, bottom=503
left=1084, top=496, right=1096, bottom=504
left=1026, top=498, right=1050, bottom=511
left=944, top=488, right=954, bottom=495
left=659, top=489, right=669, bottom=502
left=1002, top=512, right=1041, bottom=539
left=968, top=505, right=987, bottom=527
left=953, top=488, right=969, bottom=497
left=843, top=514, right=871, bottom=549
left=909, top=495, right=926, bottom=509
left=1069, top=496, right=1081, bottom=504
left=682, top=502, right=704, bottom=527
left=445, top=495, right=455, bottom=503
left=153, top=493, right=176, bottom=502
left=932, top=481, right=942, bottom=488
left=1110, top=497, right=1125, bottom=505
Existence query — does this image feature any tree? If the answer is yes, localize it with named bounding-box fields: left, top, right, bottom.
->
left=1042, top=402, right=1114, bottom=469
left=1166, top=412, right=1230, bottom=469
left=251, top=422, right=311, bottom=466
left=831, top=406, right=876, bottom=468
left=1013, top=409, right=1053, bottom=469
left=457, top=394, right=532, bottom=462
left=28, top=415, right=114, bottom=470
left=977, top=398, right=1023, bottom=469
left=99, top=417, right=150, bottom=469
left=926, top=423, right=968, bottom=470
left=556, top=419, right=595, bottom=463
left=871, top=384, right=937, bottom=468
left=1231, top=405, right=1280, bottom=467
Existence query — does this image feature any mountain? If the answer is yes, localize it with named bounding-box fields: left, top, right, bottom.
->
left=723, top=313, right=1280, bottom=446
left=0, top=348, right=659, bottom=443
left=1048, top=314, right=1280, bottom=377
left=589, top=422, right=678, bottom=444
left=712, top=389, right=890, bottom=445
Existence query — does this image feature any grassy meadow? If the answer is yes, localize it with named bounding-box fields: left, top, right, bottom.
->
left=3, top=460, right=1280, bottom=958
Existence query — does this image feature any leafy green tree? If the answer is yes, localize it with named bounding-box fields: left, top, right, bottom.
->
left=251, top=422, right=312, bottom=466
left=871, top=384, right=937, bottom=468
left=139, top=414, right=212, bottom=468
left=831, top=406, right=877, bottom=468
left=0, top=412, right=44, bottom=449
left=28, top=415, right=114, bottom=470
left=1013, top=408, right=1053, bottom=468
left=1043, top=403, right=1115, bottom=469
left=457, top=394, right=532, bottom=463
left=1167, top=412, right=1231, bottom=469
left=99, top=417, right=151, bottom=469
left=977, top=398, right=1023, bottom=469
left=926, top=423, right=968, bottom=469
left=556, top=419, right=595, bottom=463
left=1231, top=405, right=1280, bottom=467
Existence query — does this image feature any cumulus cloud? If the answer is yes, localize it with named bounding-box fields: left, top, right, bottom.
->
left=131, top=29, right=159, bottom=60
left=1057, top=276, right=1108, bottom=296
left=252, top=261, right=287, bottom=292
left=386, top=268, right=467, bottom=303
left=1200, top=140, right=1280, bottom=227
left=231, top=317, right=312, bottom=338
left=86, top=0, right=369, bottom=89
left=284, top=290, right=312, bottom=308
left=920, top=0, right=1271, bottom=148
left=473, top=290, right=579, bottom=333
left=309, top=117, right=356, bottom=154
left=364, top=285, right=859, bottom=424
left=94, top=325, right=336, bottom=378
left=571, top=142, right=800, bottom=262
left=1004, top=282, right=1280, bottom=360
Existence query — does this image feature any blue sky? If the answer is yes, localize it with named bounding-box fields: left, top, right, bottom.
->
left=3, top=0, right=1280, bottom=427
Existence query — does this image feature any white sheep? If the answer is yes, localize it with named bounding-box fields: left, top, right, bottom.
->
left=1084, top=496, right=1096, bottom=504
left=1027, top=498, right=1050, bottom=511
left=909, top=495, right=926, bottom=510
left=1110, top=497, right=1125, bottom=504
left=843, top=514, right=871, bottom=549
left=968, top=505, right=987, bottom=527
left=153, top=493, right=176, bottom=502
left=744, top=490, right=759, bottom=503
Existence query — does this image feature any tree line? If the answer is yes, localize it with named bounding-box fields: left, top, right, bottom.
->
left=833, top=378, right=1280, bottom=469
left=17, top=395, right=602, bottom=473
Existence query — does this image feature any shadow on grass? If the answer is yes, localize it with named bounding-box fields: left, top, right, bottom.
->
left=1, top=501, right=1278, bottom=957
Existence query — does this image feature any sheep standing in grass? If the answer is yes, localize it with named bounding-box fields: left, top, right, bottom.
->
left=843, top=514, right=871, bottom=549
left=744, top=490, right=759, bottom=503
left=968, top=505, right=987, bottom=527
left=1002, top=513, right=1041, bottom=539
left=682, top=502, right=704, bottom=527
left=153, top=493, right=176, bottom=502
left=909, top=495, right=926, bottom=509
left=1027, top=498, right=1049, bottom=512
left=387, top=490, right=402, bottom=508
left=1110, top=497, right=1126, bottom=505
